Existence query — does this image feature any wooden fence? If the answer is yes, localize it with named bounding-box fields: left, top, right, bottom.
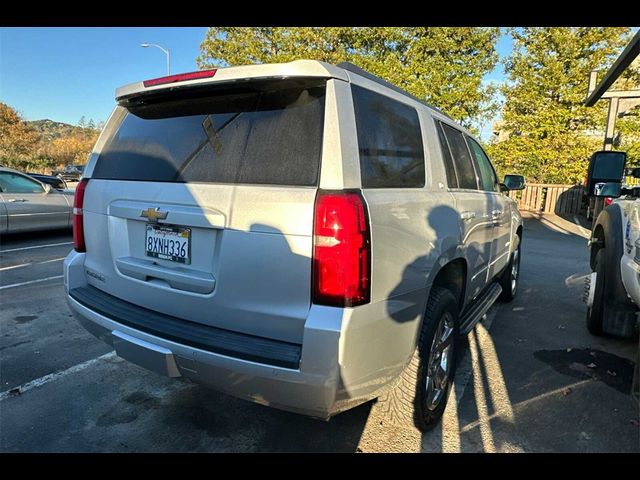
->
left=508, top=183, right=585, bottom=215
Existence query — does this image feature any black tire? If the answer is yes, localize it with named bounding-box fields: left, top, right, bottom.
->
left=377, top=286, right=459, bottom=432
left=586, top=249, right=606, bottom=336
left=589, top=206, right=638, bottom=338
left=498, top=236, right=521, bottom=302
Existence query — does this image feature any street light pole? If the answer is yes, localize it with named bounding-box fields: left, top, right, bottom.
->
left=141, top=43, right=170, bottom=75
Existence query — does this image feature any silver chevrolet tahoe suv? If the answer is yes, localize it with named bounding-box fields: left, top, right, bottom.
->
left=64, top=60, right=524, bottom=431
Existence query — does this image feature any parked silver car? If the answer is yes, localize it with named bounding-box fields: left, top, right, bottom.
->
left=0, top=167, right=73, bottom=234
left=64, top=60, right=524, bottom=430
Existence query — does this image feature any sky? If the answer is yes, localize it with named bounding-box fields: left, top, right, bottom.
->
left=0, top=27, right=208, bottom=125
left=0, top=27, right=512, bottom=140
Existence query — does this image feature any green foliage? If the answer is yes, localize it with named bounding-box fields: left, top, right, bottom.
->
left=486, top=28, right=632, bottom=184
left=618, top=108, right=640, bottom=167
left=613, top=59, right=640, bottom=167
left=198, top=27, right=500, bottom=128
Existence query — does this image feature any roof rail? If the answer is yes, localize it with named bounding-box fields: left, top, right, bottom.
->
left=336, top=61, right=455, bottom=122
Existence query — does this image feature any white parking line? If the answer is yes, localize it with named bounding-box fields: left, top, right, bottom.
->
left=0, top=242, right=73, bottom=254
left=0, top=257, right=66, bottom=272
left=0, top=352, right=116, bottom=401
left=0, top=275, right=64, bottom=290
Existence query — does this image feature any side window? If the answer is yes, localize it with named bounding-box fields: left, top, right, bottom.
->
left=435, top=121, right=459, bottom=189
left=440, top=123, right=478, bottom=190
left=467, top=136, right=498, bottom=192
left=0, top=172, right=45, bottom=194
left=352, top=85, right=425, bottom=188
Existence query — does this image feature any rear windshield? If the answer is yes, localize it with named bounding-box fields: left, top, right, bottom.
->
left=92, top=79, right=326, bottom=186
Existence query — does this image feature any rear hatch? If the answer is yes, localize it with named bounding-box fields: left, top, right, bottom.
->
left=81, top=77, right=327, bottom=344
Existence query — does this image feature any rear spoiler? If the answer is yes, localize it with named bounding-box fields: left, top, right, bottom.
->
left=115, top=60, right=349, bottom=102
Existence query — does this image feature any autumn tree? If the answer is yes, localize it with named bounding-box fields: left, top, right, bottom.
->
left=0, top=103, right=41, bottom=170
left=46, top=134, right=98, bottom=167
left=198, top=27, right=500, bottom=129
left=487, top=28, right=632, bottom=184
left=0, top=102, right=101, bottom=172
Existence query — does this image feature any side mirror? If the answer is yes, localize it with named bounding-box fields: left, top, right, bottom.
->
left=586, top=150, right=626, bottom=196
left=629, top=167, right=640, bottom=179
left=501, top=174, right=526, bottom=191
left=594, top=182, right=622, bottom=198
left=43, top=183, right=51, bottom=194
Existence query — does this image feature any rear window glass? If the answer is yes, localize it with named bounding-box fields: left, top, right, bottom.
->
left=440, top=123, right=478, bottom=190
left=351, top=85, right=425, bottom=188
left=436, top=121, right=459, bottom=189
left=92, top=80, right=326, bottom=186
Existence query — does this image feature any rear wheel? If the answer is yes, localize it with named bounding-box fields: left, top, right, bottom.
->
left=586, top=249, right=606, bottom=336
left=587, top=207, right=638, bottom=338
left=377, top=286, right=459, bottom=431
left=498, top=237, right=521, bottom=302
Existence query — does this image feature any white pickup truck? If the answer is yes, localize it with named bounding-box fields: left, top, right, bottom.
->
left=586, top=196, right=640, bottom=338
left=584, top=150, right=639, bottom=403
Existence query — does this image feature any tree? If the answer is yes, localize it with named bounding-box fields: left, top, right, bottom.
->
left=0, top=102, right=100, bottom=172
left=617, top=109, right=640, bottom=167
left=0, top=103, right=40, bottom=170
left=47, top=133, right=98, bottom=167
left=486, top=28, right=632, bottom=184
left=198, top=27, right=500, bottom=129
left=612, top=58, right=640, bottom=167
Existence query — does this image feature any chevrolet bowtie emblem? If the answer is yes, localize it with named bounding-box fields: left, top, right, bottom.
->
left=140, top=207, right=168, bottom=222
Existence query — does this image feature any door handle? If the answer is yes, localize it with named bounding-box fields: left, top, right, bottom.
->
left=8, top=198, right=27, bottom=202
left=460, top=211, right=476, bottom=221
left=491, top=210, right=502, bottom=226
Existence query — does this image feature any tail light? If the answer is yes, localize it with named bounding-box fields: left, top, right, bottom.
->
left=73, top=179, right=89, bottom=252
left=143, top=69, right=217, bottom=87
left=312, top=191, right=371, bottom=307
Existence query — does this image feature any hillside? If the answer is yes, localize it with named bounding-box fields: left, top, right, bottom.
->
left=27, top=119, right=89, bottom=142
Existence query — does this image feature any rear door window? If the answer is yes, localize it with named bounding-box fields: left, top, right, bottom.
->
left=92, top=80, right=326, bottom=186
left=0, top=172, right=45, bottom=193
left=436, top=121, right=459, bottom=189
left=351, top=85, right=425, bottom=188
left=440, top=123, right=478, bottom=190
left=466, top=136, right=499, bottom=192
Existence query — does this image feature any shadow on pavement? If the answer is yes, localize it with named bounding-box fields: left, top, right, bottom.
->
left=421, top=213, right=639, bottom=453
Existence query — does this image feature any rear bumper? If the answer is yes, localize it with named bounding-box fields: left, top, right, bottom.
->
left=69, top=285, right=302, bottom=370
left=64, top=250, right=373, bottom=419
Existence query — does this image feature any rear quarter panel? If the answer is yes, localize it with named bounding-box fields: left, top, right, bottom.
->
left=333, top=77, right=463, bottom=397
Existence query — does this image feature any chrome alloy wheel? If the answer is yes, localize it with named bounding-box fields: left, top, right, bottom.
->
left=425, top=312, right=455, bottom=411
left=511, top=247, right=520, bottom=294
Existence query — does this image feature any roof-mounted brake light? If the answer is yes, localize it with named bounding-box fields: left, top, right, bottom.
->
left=143, top=69, right=217, bottom=87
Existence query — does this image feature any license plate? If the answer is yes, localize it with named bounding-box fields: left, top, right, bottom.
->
left=145, top=224, right=191, bottom=264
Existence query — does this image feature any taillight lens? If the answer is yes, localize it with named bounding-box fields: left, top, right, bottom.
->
left=312, top=191, right=371, bottom=307
left=73, top=179, right=88, bottom=252
left=143, top=69, right=217, bottom=87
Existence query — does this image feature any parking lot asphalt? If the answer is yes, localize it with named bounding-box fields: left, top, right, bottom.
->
left=1, top=216, right=638, bottom=452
